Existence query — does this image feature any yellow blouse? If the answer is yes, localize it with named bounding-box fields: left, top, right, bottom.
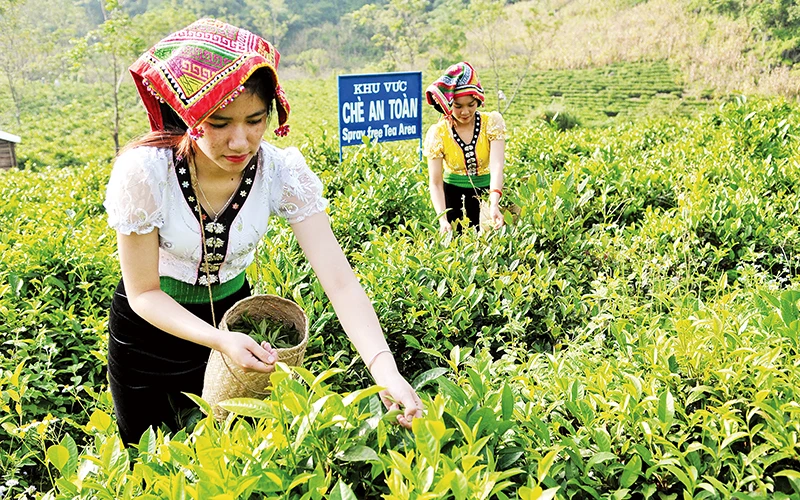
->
left=423, top=111, right=506, bottom=177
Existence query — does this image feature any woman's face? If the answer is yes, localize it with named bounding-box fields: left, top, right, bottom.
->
left=193, top=90, right=269, bottom=175
left=451, top=95, right=479, bottom=125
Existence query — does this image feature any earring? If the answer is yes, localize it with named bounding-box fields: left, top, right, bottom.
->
left=189, top=126, right=204, bottom=141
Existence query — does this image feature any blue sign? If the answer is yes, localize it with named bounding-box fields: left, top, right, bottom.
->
left=337, top=71, right=422, bottom=157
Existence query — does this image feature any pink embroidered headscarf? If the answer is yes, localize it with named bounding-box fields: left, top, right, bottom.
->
left=425, top=61, right=484, bottom=116
left=129, top=18, right=291, bottom=137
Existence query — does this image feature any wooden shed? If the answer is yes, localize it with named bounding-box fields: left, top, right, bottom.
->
left=0, top=130, right=20, bottom=170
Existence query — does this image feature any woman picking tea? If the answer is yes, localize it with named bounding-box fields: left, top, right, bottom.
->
left=104, top=19, right=422, bottom=445
left=423, top=62, right=507, bottom=232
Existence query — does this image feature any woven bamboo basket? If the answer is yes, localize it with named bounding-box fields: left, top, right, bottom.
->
left=202, top=294, right=309, bottom=420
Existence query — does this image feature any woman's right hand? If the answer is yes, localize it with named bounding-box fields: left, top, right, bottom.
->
left=439, top=219, right=453, bottom=234
left=220, top=330, right=278, bottom=373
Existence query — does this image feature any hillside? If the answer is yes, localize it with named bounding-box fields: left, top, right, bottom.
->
left=2, top=1, right=800, bottom=497
left=1, top=0, right=799, bottom=167
left=464, top=0, right=799, bottom=99
left=455, top=0, right=799, bottom=127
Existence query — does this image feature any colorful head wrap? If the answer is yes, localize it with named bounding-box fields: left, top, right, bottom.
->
left=129, top=18, right=291, bottom=137
left=425, top=61, right=484, bottom=116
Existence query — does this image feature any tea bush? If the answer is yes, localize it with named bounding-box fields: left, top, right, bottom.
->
left=6, top=81, right=146, bottom=170
left=0, top=163, right=118, bottom=490
left=1, top=96, right=800, bottom=498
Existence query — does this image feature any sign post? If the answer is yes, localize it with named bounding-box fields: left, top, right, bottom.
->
left=337, top=71, right=423, bottom=162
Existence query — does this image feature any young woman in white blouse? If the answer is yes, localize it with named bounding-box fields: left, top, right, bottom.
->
left=104, top=19, right=422, bottom=445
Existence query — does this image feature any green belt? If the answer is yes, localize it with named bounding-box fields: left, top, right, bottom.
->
left=443, top=172, right=491, bottom=189
left=160, top=272, right=246, bottom=304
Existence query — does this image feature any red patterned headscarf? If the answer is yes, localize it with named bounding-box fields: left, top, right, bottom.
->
left=129, top=18, right=291, bottom=137
left=425, top=61, right=484, bottom=116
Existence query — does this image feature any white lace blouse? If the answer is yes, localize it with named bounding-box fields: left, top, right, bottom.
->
left=104, top=142, right=328, bottom=285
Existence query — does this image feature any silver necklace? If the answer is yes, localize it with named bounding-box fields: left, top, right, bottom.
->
left=192, top=161, right=240, bottom=221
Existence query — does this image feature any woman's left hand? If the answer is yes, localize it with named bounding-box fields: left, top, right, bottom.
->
left=489, top=202, right=505, bottom=229
left=374, top=371, right=424, bottom=429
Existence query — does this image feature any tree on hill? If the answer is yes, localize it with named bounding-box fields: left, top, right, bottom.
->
left=245, top=0, right=298, bottom=49
left=0, top=0, right=88, bottom=126
left=348, top=0, right=432, bottom=70
left=282, top=0, right=383, bottom=28
left=0, top=0, right=27, bottom=126
left=70, top=0, right=145, bottom=153
left=690, top=0, right=800, bottom=64
left=446, top=0, right=556, bottom=114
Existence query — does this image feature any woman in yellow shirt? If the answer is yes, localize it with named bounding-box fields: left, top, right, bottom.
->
left=423, top=62, right=506, bottom=233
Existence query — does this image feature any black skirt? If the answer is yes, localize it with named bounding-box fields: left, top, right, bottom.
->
left=443, top=182, right=488, bottom=228
left=107, top=279, right=251, bottom=444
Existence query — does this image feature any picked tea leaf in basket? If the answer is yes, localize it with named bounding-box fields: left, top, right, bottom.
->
left=202, top=294, right=309, bottom=420
left=228, top=312, right=299, bottom=349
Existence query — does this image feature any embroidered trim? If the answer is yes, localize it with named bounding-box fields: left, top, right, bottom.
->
left=188, top=126, right=205, bottom=140
left=452, top=112, right=482, bottom=176
left=173, top=150, right=260, bottom=285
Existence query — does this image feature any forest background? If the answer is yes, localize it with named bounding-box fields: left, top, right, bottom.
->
left=1, top=0, right=800, bottom=166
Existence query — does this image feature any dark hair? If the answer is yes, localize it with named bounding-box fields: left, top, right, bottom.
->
left=432, top=93, right=482, bottom=115
left=243, top=67, right=276, bottom=120
left=121, top=67, right=277, bottom=159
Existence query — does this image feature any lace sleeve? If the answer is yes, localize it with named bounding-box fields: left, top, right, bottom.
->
left=103, top=148, right=167, bottom=235
left=270, top=147, right=329, bottom=224
left=423, top=122, right=445, bottom=159
left=486, top=111, right=507, bottom=142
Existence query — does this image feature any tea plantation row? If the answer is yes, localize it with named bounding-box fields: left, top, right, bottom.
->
left=0, top=96, right=799, bottom=498
left=488, top=61, right=711, bottom=127
left=3, top=60, right=709, bottom=171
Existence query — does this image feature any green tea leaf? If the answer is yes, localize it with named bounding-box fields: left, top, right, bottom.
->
left=329, top=479, right=358, bottom=500
left=620, top=455, right=641, bottom=488
left=342, top=385, right=383, bottom=407
left=337, top=445, right=380, bottom=463
left=414, top=419, right=440, bottom=462
left=218, top=398, right=272, bottom=418
left=518, top=485, right=561, bottom=500
left=86, top=409, right=113, bottom=434
left=59, top=433, right=79, bottom=477
left=586, top=451, right=616, bottom=471
left=667, top=355, right=679, bottom=374
left=234, top=476, right=260, bottom=497
left=412, top=367, right=448, bottom=390
left=538, top=448, right=560, bottom=483
left=310, top=367, right=346, bottom=390
left=170, top=472, right=187, bottom=500
left=437, top=377, right=467, bottom=405
left=775, top=470, right=800, bottom=494
left=184, top=392, right=213, bottom=416
left=450, top=469, right=469, bottom=500
left=501, top=383, right=514, bottom=422
left=137, top=427, right=156, bottom=457
left=46, top=444, right=70, bottom=473
left=720, top=431, right=749, bottom=452
left=382, top=409, right=403, bottom=422
left=658, top=389, right=675, bottom=426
